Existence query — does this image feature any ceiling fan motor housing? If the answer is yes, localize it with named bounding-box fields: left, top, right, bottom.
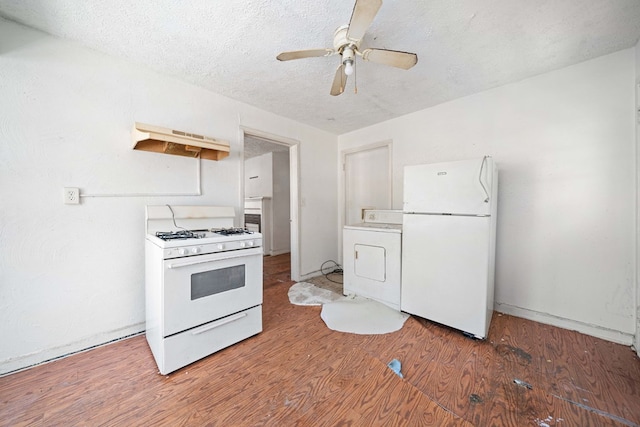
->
left=333, top=25, right=361, bottom=54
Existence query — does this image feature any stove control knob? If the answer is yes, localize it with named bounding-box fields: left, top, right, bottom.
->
left=178, top=248, right=188, bottom=256
left=191, top=247, right=201, bottom=254
left=247, top=241, right=254, bottom=247
left=240, top=242, right=246, bottom=248
left=217, top=244, right=225, bottom=250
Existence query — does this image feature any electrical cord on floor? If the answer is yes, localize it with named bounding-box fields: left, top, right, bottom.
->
left=320, top=260, right=343, bottom=284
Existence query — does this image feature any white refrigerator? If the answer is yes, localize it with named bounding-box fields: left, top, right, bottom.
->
left=401, top=157, right=498, bottom=339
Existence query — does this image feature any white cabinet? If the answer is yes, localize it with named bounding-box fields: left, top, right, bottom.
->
left=245, top=154, right=273, bottom=198
left=244, top=152, right=290, bottom=256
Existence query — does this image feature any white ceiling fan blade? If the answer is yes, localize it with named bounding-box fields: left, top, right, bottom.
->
left=276, top=48, right=334, bottom=61
left=346, top=0, right=383, bottom=42
left=361, top=48, right=418, bottom=70
left=330, top=64, right=347, bottom=96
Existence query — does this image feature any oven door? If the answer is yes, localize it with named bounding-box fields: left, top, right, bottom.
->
left=162, top=247, right=263, bottom=337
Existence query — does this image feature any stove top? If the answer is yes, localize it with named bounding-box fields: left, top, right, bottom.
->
left=145, top=205, right=262, bottom=254
left=155, top=230, right=205, bottom=241
left=148, top=227, right=262, bottom=253
left=155, top=228, right=254, bottom=241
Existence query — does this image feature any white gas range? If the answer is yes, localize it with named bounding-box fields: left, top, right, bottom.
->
left=145, top=205, right=263, bottom=375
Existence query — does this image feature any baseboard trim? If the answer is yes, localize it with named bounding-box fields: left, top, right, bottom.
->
left=495, top=303, right=634, bottom=346
left=269, top=248, right=290, bottom=256
left=0, top=323, right=145, bottom=376
left=298, top=270, right=323, bottom=282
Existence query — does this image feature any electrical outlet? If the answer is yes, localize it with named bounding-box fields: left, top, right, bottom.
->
left=64, top=187, right=80, bottom=205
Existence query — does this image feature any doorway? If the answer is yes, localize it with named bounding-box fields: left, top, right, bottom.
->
left=343, top=141, right=393, bottom=226
left=242, top=129, right=300, bottom=282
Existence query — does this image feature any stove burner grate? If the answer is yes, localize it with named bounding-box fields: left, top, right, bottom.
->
left=214, top=227, right=253, bottom=236
left=156, top=230, right=204, bottom=241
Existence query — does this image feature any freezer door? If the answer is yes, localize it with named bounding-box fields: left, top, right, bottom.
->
left=401, top=214, right=493, bottom=338
left=403, top=158, right=493, bottom=215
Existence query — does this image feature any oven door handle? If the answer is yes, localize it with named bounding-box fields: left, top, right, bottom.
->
left=191, top=312, right=248, bottom=335
left=167, top=247, right=262, bottom=269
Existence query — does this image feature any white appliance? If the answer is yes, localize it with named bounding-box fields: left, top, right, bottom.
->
left=401, top=157, right=498, bottom=339
left=244, top=197, right=270, bottom=251
left=145, top=205, right=263, bottom=375
left=343, top=210, right=403, bottom=310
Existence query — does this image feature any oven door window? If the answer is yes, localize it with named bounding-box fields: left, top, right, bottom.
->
left=191, top=265, right=245, bottom=300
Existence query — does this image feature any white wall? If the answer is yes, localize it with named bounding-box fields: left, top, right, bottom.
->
left=0, top=19, right=338, bottom=374
left=339, top=49, right=637, bottom=344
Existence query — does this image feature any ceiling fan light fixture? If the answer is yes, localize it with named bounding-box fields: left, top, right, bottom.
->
left=342, top=46, right=355, bottom=76
left=344, top=59, right=354, bottom=76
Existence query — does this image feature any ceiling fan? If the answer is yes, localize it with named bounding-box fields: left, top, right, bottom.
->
left=276, top=0, right=418, bottom=96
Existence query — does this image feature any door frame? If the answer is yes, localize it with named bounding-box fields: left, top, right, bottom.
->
left=241, top=126, right=301, bottom=282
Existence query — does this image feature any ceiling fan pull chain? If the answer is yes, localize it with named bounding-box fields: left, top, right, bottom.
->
left=354, top=58, right=358, bottom=94
left=343, top=67, right=347, bottom=94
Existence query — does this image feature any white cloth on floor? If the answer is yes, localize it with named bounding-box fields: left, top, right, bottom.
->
left=320, top=296, right=409, bottom=335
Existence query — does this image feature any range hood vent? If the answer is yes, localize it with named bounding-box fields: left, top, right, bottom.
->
left=132, top=122, right=230, bottom=161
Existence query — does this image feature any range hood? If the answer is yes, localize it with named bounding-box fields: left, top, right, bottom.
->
left=132, top=122, right=230, bottom=161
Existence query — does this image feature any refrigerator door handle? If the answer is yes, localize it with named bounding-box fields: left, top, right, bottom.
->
left=479, top=156, right=490, bottom=203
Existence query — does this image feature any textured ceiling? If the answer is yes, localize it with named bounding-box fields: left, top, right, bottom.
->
left=1, top=0, right=639, bottom=135
left=244, top=135, right=289, bottom=160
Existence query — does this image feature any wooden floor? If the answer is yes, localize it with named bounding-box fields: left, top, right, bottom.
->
left=2, top=253, right=639, bottom=426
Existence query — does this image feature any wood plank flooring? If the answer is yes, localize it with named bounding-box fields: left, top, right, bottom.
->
left=1, top=253, right=639, bottom=426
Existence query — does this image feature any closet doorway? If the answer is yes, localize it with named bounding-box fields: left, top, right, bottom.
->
left=343, top=141, right=392, bottom=226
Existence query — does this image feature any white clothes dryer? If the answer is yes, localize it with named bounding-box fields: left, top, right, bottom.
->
left=343, top=210, right=402, bottom=310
